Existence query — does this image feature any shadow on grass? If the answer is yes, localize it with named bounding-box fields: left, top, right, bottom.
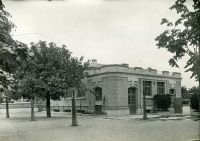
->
left=0, top=115, right=71, bottom=122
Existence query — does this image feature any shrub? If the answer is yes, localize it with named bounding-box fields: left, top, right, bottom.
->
left=0, top=95, right=3, bottom=103
left=190, top=93, right=199, bottom=111
left=64, top=109, right=71, bottom=112
left=77, top=110, right=85, bottom=113
left=83, top=111, right=94, bottom=114
left=53, top=109, right=60, bottom=112
left=153, top=94, right=171, bottom=111
left=182, top=99, right=190, bottom=105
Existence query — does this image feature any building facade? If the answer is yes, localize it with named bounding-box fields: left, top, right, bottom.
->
left=51, top=59, right=182, bottom=116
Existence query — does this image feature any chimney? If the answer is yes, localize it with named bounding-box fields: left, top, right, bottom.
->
left=90, top=59, right=98, bottom=67
left=92, top=59, right=97, bottom=63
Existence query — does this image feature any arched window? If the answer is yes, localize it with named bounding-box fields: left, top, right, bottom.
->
left=169, top=89, right=176, bottom=96
left=94, top=87, right=102, bottom=101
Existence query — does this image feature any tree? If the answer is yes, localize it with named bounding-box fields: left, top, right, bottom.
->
left=188, top=86, right=199, bottom=110
left=0, top=0, right=28, bottom=74
left=0, top=70, right=13, bottom=118
left=15, top=47, right=46, bottom=121
left=0, top=93, right=3, bottom=103
left=188, top=86, right=199, bottom=94
left=18, top=41, right=88, bottom=118
left=20, top=78, right=47, bottom=121
left=0, top=0, right=29, bottom=118
left=155, top=0, right=200, bottom=110
left=68, top=88, right=78, bottom=126
left=181, top=86, right=189, bottom=99
left=190, top=93, right=199, bottom=110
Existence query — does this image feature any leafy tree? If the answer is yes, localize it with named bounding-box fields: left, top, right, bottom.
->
left=20, top=78, right=47, bottom=121
left=188, top=86, right=199, bottom=94
left=190, top=93, right=199, bottom=111
left=18, top=41, right=88, bottom=118
left=0, top=93, right=3, bottom=103
left=181, top=86, right=189, bottom=99
left=16, top=52, right=47, bottom=121
left=0, top=0, right=29, bottom=118
left=188, top=86, right=199, bottom=110
left=155, top=0, right=200, bottom=106
left=0, top=0, right=28, bottom=74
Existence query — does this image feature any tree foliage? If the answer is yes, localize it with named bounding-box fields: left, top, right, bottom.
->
left=155, top=0, right=200, bottom=81
left=0, top=0, right=29, bottom=98
left=190, top=93, right=199, bottom=111
left=181, top=86, right=189, bottom=99
left=188, top=86, right=199, bottom=94
left=153, top=94, right=171, bottom=111
left=18, top=41, right=88, bottom=117
left=188, top=86, right=199, bottom=110
left=26, top=41, right=88, bottom=99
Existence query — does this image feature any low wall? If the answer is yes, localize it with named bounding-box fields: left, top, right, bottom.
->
left=0, top=108, right=39, bottom=114
left=0, top=102, right=44, bottom=109
left=105, top=109, right=129, bottom=116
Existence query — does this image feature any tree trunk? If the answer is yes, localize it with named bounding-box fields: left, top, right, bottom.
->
left=143, top=94, right=147, bottom=120
left=198, top=45, right=200, bottom=112
left=72, top=92, right=78, bottom=126
left=198, top=79, right=200, bottom=112
left=6, top=97, right=9, bottom=118
left=46, top=93, right=51, bottom=118
left=31, top=97, right=35, bottom=121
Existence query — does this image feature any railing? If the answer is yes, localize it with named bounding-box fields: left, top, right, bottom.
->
left=0, top=102, right=45, bottom=109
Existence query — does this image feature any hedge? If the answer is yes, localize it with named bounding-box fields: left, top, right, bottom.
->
left=190, top=93, right=199, bottom=111
left=153, top=94, right=171, bottom=111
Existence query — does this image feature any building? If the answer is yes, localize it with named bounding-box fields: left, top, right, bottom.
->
left=51, top=59, right=182, bottom=116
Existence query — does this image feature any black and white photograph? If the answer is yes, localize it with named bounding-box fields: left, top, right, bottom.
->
left=0, top=0, right=200, bottom=140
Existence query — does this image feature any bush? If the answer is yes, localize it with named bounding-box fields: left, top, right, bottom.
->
left=182, top=99, right=190, bottom=105
left=64, top=109, right=71, bottom=112
left=77, top=110, right=85, bottom=113
left=190, top=93, right=199, bottom=111
left=0, top=95, right=3, bottom=103
left=153, top=94, right=171, bottom=111
left=53, top=109, right=60, bottom=112
left=82, top=111, right=94, bottom=114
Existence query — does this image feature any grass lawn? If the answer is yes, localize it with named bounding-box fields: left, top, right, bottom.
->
left=0, top=110, right=199, bottom=141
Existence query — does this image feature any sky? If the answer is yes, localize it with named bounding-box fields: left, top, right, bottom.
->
left=3, top=0, right=198, bottom=88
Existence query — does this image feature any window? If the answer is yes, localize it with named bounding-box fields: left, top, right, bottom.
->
left=65, top=92, right=72, bottom=98
left=77, top=89, right=85, bottom=97
left=94, top=87, right=102, bottom=101
left=169, top=89, right=176, bottom=96
left=143, top=81, right=152, bottom=96
left=77, top=84, right=86, bottom=97
left=157, top=82, right=165, bottom=94
left=128, top=88, right=136, bottom=104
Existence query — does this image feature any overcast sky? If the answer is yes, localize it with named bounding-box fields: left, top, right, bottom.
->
left=3, top=0, right=197, bottom=88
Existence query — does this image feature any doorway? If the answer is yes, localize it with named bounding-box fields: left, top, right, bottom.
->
left=95, top=105, right=102, bottom=114
left=128, top=87, right=137, bottom=114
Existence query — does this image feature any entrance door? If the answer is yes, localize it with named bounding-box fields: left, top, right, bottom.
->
left=95, top=105, right=102, bottom=114
left=128, top=87, right=136, bottom=114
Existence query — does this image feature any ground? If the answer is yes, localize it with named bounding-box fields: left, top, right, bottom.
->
left=0, top=107, right=199, bottom=141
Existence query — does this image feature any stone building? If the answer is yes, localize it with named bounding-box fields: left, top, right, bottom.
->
left=51, top=59, right=182, bottom=116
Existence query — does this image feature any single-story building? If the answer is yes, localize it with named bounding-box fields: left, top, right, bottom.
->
left=51, top=59, right=182, bottom=116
